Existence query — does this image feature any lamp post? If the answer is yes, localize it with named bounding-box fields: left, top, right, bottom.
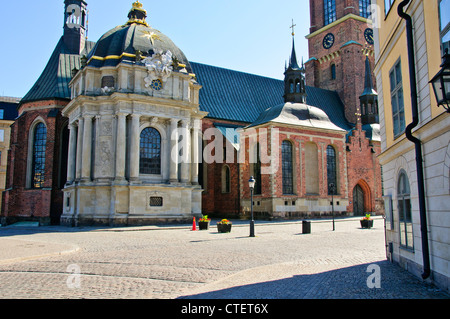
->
left=429, top=49, right=450, bottom=113
left=329, top=183, right=335, bottom=231
left=249, top=176, right=256, bottom=237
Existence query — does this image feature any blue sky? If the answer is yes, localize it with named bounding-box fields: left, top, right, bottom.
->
left=0, top=0, right=310, bottom=98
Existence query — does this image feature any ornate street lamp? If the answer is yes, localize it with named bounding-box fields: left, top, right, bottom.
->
left=429, top=49, right=450, bottom=113
left=249, top=176, right=256, bottom=237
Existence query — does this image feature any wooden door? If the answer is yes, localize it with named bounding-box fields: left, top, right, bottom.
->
left=353, top=184, right=365, bottom=216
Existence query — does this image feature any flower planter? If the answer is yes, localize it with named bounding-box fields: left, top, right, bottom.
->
left=198, top=221, right=210, bottom=230
left=217, top=223, right=232, bottom=233
left=360, top=219, right=373, bottom=229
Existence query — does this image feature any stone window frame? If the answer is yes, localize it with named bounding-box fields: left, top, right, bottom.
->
left=138, top=121, right=168, bottom=182
left=326, top=144, right=338, bottom=195
left=139, top=126, right=162, bottom=175
left=397, top=169, right=414, bottom=250
left=282, top=140, right=295, bottom=195
left=389, top=58, right=406, bottom=138
left=146, top=191, right=166, bottom=210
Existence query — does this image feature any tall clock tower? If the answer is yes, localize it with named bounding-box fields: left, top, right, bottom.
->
left=305, top=0, right=376, bottom=124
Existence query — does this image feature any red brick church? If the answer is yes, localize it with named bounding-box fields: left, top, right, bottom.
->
left=1, top=0, right=382, bottom=226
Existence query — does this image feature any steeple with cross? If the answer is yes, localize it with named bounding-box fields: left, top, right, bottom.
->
left=284, top=19, right=306, bottom=103
left=290, top=19, right=296, bottom=36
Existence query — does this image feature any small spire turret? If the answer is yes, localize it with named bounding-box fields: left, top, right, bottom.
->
left=284, top=20, right=306, bottom=103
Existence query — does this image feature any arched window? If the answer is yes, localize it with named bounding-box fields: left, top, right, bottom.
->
left=289, top=80, right=295, bottom=93
left=254, top=143, right=262, bottom=195
left=327, top=145, right=337, bottom=195
left=140, top=127, right=161, bottom=175
left=282, top=140, right=294, bottom=194
left=331, top=64, right=336, bottom=80
left=398, top=170, right=413, bottom=249
left=31, top=123, right=47, bottom=189
left=295, top=79, right=301, bottom=93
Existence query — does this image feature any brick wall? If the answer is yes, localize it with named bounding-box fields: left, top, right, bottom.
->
left=346, top=124, right=383, bottom=214
left=1, top=100, right=68, bottom=225
left=307, top=0, right=377, bottom=124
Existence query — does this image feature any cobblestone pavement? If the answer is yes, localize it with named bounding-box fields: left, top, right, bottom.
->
left=0, top=217, right=448, bottom=299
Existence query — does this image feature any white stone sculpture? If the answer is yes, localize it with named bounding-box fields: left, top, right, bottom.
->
left=143, top=49, right=174, bottom=89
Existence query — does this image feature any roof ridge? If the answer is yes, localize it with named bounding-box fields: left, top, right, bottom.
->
left=190, top=61, right=284, bottom=82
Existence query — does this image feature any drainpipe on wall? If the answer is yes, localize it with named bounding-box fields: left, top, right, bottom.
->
left=397, top=0, right=431, bottom=280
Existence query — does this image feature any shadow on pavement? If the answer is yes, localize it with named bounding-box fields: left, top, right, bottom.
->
left=178, top=260, right=449, bottom=299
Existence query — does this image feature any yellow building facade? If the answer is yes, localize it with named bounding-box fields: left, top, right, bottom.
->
left=374, top=0, right=449, bottom=292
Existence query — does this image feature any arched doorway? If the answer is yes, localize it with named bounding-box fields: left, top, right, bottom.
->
left=353, top=184, right=365, bottom=216
left=352, top=180, right=372, bottom=216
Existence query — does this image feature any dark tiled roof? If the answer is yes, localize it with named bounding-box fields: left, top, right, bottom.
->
left=87, top=24, right=193, bottom=73
left=191, top=62, right=352, bottom=131
left=21, top=37, right=96, bottom=104
left=191, top=62, right=285, bottom=123
left=0, top=101, right=19, bottom=120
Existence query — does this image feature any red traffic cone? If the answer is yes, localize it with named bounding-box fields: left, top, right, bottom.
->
left=191, top=217, right=197, bottom=231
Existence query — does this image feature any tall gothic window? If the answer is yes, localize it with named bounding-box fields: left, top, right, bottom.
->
left=282, top=140, right=294, bottom=194
left=398, top=170, right=413, bottom=249
left=324, top=0, right=337, bottom=26
left=31, top=123, right=47, bottom=189
left=359, top=0, right=371, bottom=18
left=140, top=127, right=161, bottom=175
left=254, top=143, right=262, bottom=195
left=327, top=145, right=337, bottom=195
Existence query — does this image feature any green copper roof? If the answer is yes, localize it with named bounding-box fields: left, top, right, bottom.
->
left=21, top=37, right=95, bottom=104
left=190, top=62, right=352, bottom=131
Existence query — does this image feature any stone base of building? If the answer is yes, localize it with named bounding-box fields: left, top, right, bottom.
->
left=240, top=197, right=351, bottom=220
left=61, top=183, right=203, bottom=227
left=60, top=215, right=198, bottom=227
left=0, top=216, right=51, bottom=227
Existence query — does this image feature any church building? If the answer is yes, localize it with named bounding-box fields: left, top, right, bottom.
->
left=1, top=0, right=382, bottom=226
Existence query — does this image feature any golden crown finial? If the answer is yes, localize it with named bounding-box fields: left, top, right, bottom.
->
left=127, top=0, right=148, bottom=26
left=132, top=1, right=143, bottom=9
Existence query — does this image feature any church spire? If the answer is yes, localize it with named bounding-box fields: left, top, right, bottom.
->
left=284, top=20, right=306, bottom=103
left=288, top=19, right=300, bottom=70
left=359, top=55, right=379, bottom=124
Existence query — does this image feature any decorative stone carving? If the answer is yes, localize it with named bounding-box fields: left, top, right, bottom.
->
left=143, top=50, right=173, bottom=89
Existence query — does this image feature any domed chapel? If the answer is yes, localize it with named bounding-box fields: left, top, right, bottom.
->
left=1, top=1, right=382, bottom=226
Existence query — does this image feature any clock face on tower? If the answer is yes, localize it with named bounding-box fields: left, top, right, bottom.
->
left=364, top=28, right=374, bottom=45
left=323, top=33, right=335, bottom=49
